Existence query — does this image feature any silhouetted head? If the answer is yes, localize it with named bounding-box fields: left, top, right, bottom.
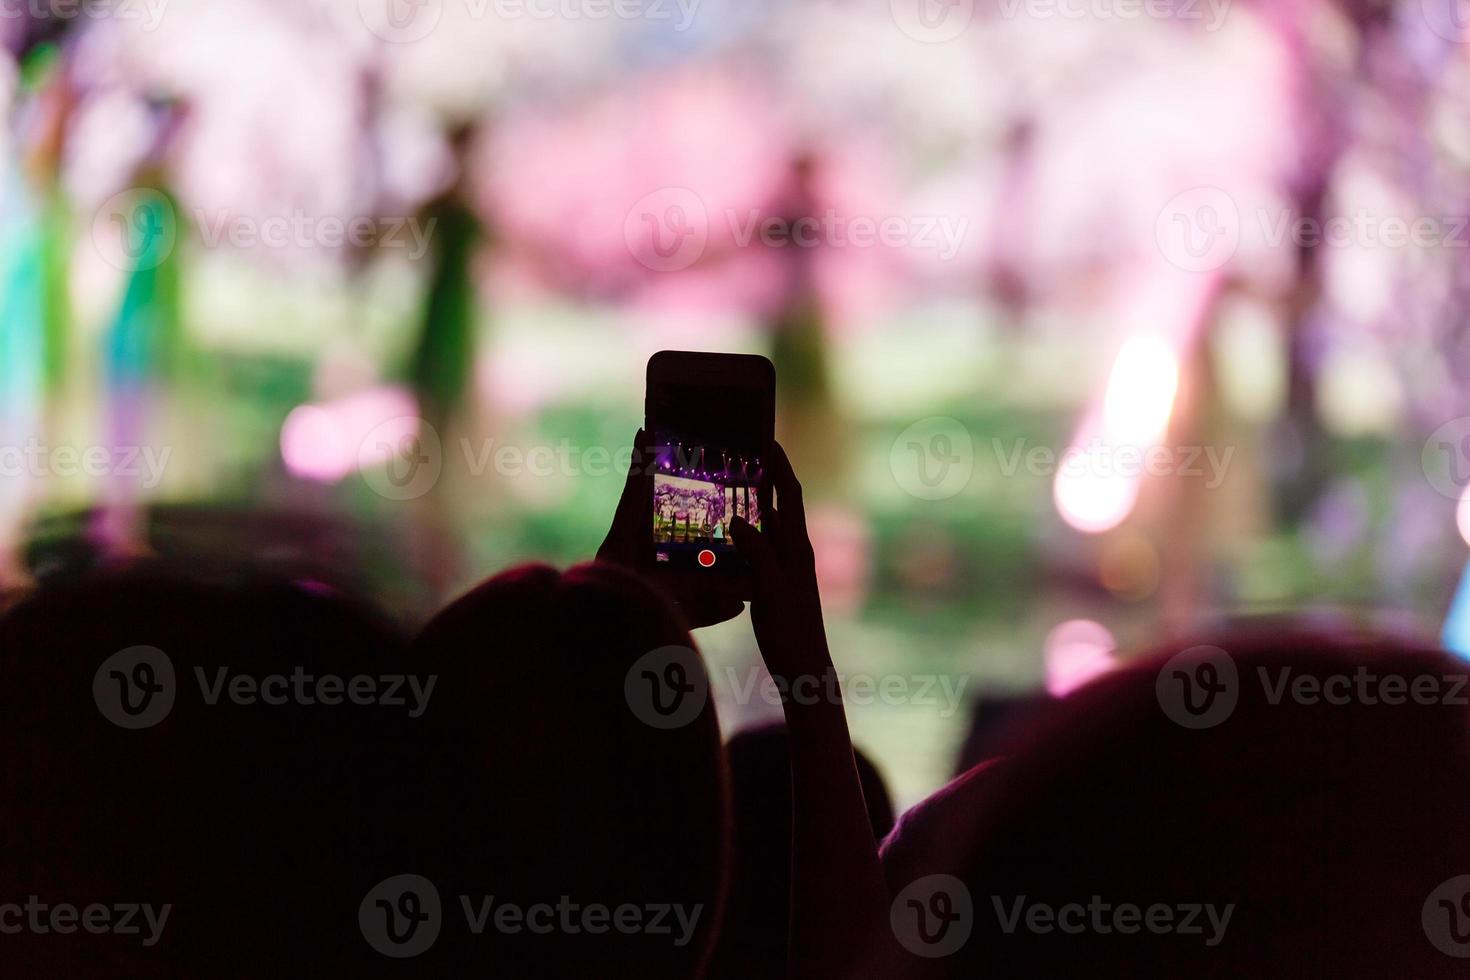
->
left=885, top=631, right=1470, bottom=978
left=708, top=721, right=893, bottom=980
left=0, top=565, right=408, bottom=977
left=405, top=561, right=729, bottom=978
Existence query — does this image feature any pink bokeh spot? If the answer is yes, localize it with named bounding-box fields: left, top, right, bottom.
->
left=483, top=68, right=790, bottom=296
left=281, top=387, right=420, bottom=484
left=1044, top=619, right=1118, bottom=697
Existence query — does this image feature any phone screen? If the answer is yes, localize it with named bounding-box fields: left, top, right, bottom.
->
left=647, top=375, right=770, bottom=576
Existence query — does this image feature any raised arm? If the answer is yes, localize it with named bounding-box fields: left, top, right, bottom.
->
left=731, top=443, right=890, bottom=979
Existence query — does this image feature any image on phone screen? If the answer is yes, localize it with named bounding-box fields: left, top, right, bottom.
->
left=648, top=380, right=767, bottom=573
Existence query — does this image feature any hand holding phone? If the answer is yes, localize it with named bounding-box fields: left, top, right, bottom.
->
left=597, top=350, right=775, bottom=628
left=643, top=351, right=775, bottom=592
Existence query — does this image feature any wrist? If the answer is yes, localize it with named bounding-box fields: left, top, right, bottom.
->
left=766, top=659, right=848, bottom=717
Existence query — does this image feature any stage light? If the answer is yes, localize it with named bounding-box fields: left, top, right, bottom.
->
left=1044, top=619, right=1118, bottom=697
left=1055, top=332, right=1180, bottom=535
left=1054, top=468, right=1141, bottom=536
left=1103, top=333, right=1179, bottom=447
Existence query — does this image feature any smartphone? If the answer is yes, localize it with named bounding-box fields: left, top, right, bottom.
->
left=644, top=351, right=775, bottom=592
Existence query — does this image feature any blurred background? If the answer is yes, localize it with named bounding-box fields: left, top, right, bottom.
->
left=6, top=0, right=1470, bottom=803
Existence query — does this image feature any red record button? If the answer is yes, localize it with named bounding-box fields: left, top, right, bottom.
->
left=697, top=549, right=716, bottom=568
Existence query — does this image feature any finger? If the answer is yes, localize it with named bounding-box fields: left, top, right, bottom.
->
left=632, top=429, right=653, bottom=542
left=767, top=442, right=806, bottom=528
left=729, top=515, right=777, bottom=579
left=598, top=428, right=650, bottom=563
left=620, top=428, right=653, bottom=525
left=765, top=442, right=810, bottom=561
left=753, top=453, right=781, bottom=540
left=757, top=446, right=775, bottom=520
left=761, top=505, right=783, bottom=545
